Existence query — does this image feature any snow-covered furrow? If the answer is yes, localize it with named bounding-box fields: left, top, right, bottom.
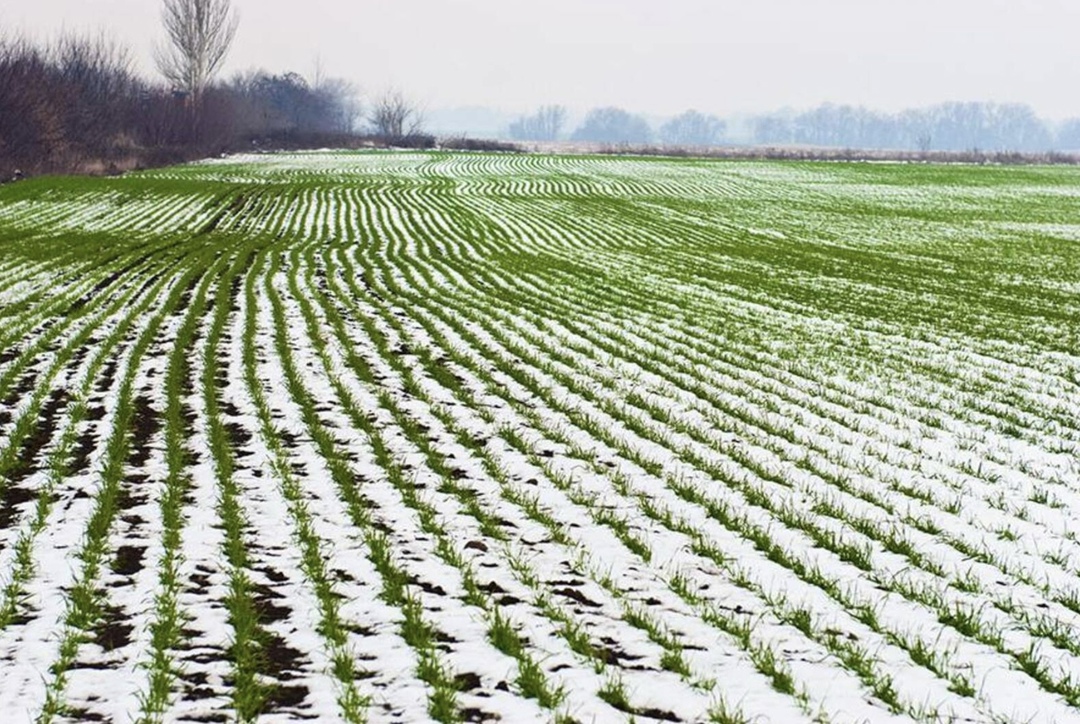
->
left=339, top=242, right=937, bottom=721
left=362, top=204, right=1080, bottom=721
left=463, top=269, right=1080, bottom=595
left=158, top=306, right=236, bottom=722
left=247, top=269, right=432, bottom=722
left=2, top=151, right=1079, bottom=723
left=0, top=281, right=157, bottom=578
left=59, top=344, right=174, bottom=722
left=518, top=257, right=1075, bottom=516
left=281, top=253, right=637, bottom=720
left=0, top=262, right=192, bottom=722
left=0, top=257, right=123, bottom=378
left=343, top=324, right=914, bottom=719
left=0, top=258, right=164, bottom=472
left=425, top=313, right=1075, bottom=721
left=0, top=258, right=56, bottom=307
left=294, top=253, right=779, bottom=722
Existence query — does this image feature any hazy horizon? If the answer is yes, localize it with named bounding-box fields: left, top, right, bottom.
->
left=5, top=0, right=1080, bottom=121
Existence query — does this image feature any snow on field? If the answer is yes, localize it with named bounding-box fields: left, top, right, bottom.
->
left=0, top=151, right=1078, bottom=723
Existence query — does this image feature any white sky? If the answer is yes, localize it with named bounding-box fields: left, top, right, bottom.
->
left=5, top=0, right=1080, bottom=119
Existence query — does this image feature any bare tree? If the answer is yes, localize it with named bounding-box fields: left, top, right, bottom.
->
left=0, top=36, right=65, bottom=171
left=659, top=110, right=725, bottom=147
left=311, top=54, right=325, bottom=91
left=53, top=33, right=135, bottom=153
left=509, top=105, right=566, bottom=141
left=317, top=77, right=361, bottom=133
left=368, top=89, right=424, bottom=139
left=1058, top=119, right=1080, bottom=151
left=154, top=0, right=238, bottom=101
left=571, top=107, right=652, bottom=144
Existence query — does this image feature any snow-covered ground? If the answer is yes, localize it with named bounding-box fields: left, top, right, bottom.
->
left=0, top=151, right=1078, bottom=723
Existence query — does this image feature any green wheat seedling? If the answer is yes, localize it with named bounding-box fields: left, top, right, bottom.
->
left=39, top=244, right=217, bottom=722
left=2, top=153, right=1079, bottom=724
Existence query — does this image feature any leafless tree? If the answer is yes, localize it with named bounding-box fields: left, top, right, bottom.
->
left=53, top=33, right=135, bottom=153
left=659, top=110, right=725, bottom=147
left=318, top=77, right=361, bottom=133
left=538, top=105, right=567, bottom=140
left=509, top=104, right=566, bottom=141
left=368, top=89, right=425, bottom=139
left=572, top=107, right=652, bottom=144
left=54, top=33, right=132, bottom=93
left=154, top=0, right=238, bottom=101
left=311, top=54, right=325, bottom=91
left=0, top=35, right=70, bottom=172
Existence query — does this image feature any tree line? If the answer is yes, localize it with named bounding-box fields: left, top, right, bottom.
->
left=5, top=0, right=1079, bottom=179
left=509, top=102, right=1080, bottom=152
left=509, top=106, right=727, bottom=146
left=1, top=0, right=429, bottom=179
left=749, top=102, right=1078, bottom=153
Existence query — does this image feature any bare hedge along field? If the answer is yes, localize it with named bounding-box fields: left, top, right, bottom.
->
left=0, top=152, right=1078, bottom=724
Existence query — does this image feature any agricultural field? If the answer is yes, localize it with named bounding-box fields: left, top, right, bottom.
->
left=0, top=151, right=1078, bottom=724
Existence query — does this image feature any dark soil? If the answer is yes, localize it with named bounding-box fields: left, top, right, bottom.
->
left=5, top=388, right=69, bottom=486
left=181, top=401, right=198, bottom=425
left=188, top=572, right=212, bottom=594
left=595, top=636, right=645, bottom=667
left=260, top=567, right=288, bottom=584
left=454, top=672, right=483, bottom=691
left=264, top=682, right=310, bottom=712
left=0, top=484, right=37, bottom=529
left=126, top=396, right=160, bottom=467
left=117, top=473, right=150, bottom=510
left=181, top=714, right=229, bottom=723
left=96, top=358, right=119, bottom=393
left=553, top=587, right=603, bottom=608
left=176, top=272, right=203, bottom=316
left=93, top=602, right=134, bottom=652
left=262, top=632, right=306, bottom=680
left=111, top=545, right=146, bottom=576
left=224, top=422, right=252, bottom=456
left=250, top=583, right=293, bottom=623
left=4, top=370, right=39, bottom=408
left=69, top=431, right=98, bottom=475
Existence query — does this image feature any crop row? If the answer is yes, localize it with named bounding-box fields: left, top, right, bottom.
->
left=0, top=151, right=1077, bottom=723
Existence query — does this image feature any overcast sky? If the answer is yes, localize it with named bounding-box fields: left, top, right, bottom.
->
left=5, top=0, right=1080, bottom=119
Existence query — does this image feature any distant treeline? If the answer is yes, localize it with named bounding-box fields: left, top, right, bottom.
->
left=510, top=103, right=1080, bottom=153
left=0, top=33, right=370, bottom=179
left=6, top=27, right=1080, bottom=181
left=749, top=102, right=1080, bottom=152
